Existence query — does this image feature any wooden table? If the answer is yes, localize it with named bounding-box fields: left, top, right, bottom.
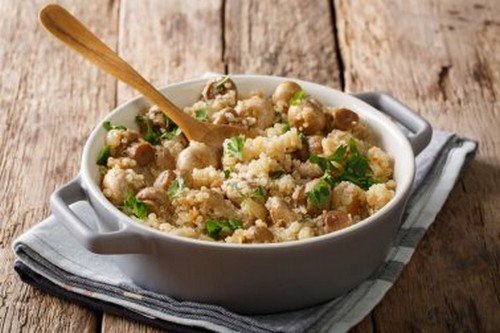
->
left=1, top=0, right=498, bottom=331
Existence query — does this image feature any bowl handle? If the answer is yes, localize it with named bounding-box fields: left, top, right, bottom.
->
left=353, top=92, right=432, bottom=155
left=50, top=176, right=148, bottom=254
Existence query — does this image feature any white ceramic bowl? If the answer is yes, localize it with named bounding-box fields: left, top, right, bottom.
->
left=51, top=74, right=431, bottom=314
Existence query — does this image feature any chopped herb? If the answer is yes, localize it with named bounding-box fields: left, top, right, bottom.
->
left=103, top=121, right=126, bottom=131
left=123, top=193, right=149, bottom=219
left=282, top=123, right=291, bottom=133
left=298, top=131, right=308, bottom=143
left=136, top=116, right=161, bottom=144
left=205, top=218, right=243, bottom=239
left=215, top=76, right=229, bottom=91
left=269, top=170, right=285, bottom=179
left=160, top=127, right=182, bottom=140
left=227, top=135, right=245, bottom=159
left=289, top=90, right=308, bottom=106
left=223, top=169, right=232, bottom=179
left=96, top=145, right=111, bottom=166
left=162, top=114, right=176, bottom=130
left=250, top=186, right=266, bottom=203
left=194, top=108, right=208, bottom=121
left=167, top=176, right=186, bottom=199
left=307, top=181, right=330, bottom=210
left=310, top=138, right=379, bottom=190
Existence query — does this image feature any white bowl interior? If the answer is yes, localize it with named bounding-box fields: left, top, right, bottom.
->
left=81, top=74, right=415, bottom=245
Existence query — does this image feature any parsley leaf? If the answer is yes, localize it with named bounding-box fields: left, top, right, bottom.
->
left=250, top=186, right=266, bottom=203
left=289, top=90, right=308, bottom=106
left=160, top=127, right=182, bottom=140
left=205, top=218, right=243, bottom=239
left=96, top=145, right=111, bottom=166
left=227, top=135, right=245, bottom=159
left=223, top=169, right=232, bottom=179
left=103, top=121, right=126, bottom=131
left=194, top=108, right=208, bottom=121
left=167, top=176, right=186, bottom=199
left=310, top=138, right=379, bottom=190
left=298, top=131, right=308, bottom=143
left=269, top=170, right=285, bottom=179
left=282, top=123, right=291, bottom=133
left=307, top=181, right=330, bottom=210
left=123, top=193, right=149, bottom=219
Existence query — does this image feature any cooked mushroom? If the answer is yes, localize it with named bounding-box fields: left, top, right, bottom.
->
left=154, top=146, right=175, bottom=170
left=126, top=141, right=155, bottom=166
left=253, top=226, right=274, bottom=243
left=202, top=77, right=237, bottom=102
left=176, top=141, right=220, bottom=173
left=105, top=129, right=140, bottom=155
left=334, top=108, right=359, bottom=131
left=212, top=107, right=238, bottom=125
left=265, top=197, right=300, bottom=226
left=287, top=99, right=327, bottom=135
left=235, top=95, right=274, bottom=129
left=136, top=186, right=170, bottom=215
left=102, top=168, right=145, bottom=205
left=323, top=210, right=351, bottom=232
left=153, top=170, right=177, bottom=189
left=272, top=81, right=302, bottom=105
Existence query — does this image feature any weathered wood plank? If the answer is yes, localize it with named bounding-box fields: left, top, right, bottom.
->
left=336, top=0, right=500, bottom=331
left=225, top=0, right=341, bottom=88
left=116, top=0, right=225, bottom=104
left=101, top=0, right=224, bottom=331
left=0, top=0, right=119, bottom=332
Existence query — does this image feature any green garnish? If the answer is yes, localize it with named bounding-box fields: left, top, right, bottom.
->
left=227, top=135, right=245, bottom=159
left=167, top=176, right=186, bottom=199
left=250, top=186, right=266, bottom=203
left=103, top=121, right=126, bottom=131
left=215, top=76, right=229, bottom=91
left=123, top=193, right=149, bottom=219
left=205, top=218, right=243, bottom=239
left=307, top=181, right=330, bottom=210
left=136, top=116, right=161, bottom=144
left=160, top=127, right=182, bottom=140
left=96, top=145, right=111, bottom=166
left=223, top=169, right=232, bottom=179
left=194, top=108, right=208, bottom=121
left=269, top=170, right=285, bottom=179
left=310, top=138, right=379, bottom=190
left=289, top=90, right=308, bottom=106
left=282, top=123, right=291, bottom=133
left=298, top=131, right=307, bottom=143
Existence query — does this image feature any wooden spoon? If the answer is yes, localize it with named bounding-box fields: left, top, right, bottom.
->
left=38, top=4, right=249, bottom=146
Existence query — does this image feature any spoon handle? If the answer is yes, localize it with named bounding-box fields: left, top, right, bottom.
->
left=39, top=4, right=206, bottom=141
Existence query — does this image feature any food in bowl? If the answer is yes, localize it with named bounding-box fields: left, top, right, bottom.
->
left=97, top=77, right=395, bottom=243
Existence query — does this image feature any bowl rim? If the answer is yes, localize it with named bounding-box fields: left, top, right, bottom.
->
left=80, top=74, right=415, bottom=249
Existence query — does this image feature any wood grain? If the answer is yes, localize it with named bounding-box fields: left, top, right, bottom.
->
left=336, top=0, right=500, bottom=331
left=225, top=0, right=341, bottom=88
left=116, top=0, right=225, bottom=104
left=0, top=0, right=119, bottom=332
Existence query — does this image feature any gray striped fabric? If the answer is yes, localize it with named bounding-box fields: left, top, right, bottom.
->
left=12, top=131, right=477, bottom=333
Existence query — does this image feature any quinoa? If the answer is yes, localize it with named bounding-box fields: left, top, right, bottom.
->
left=98, top=77, right=395, bottom=244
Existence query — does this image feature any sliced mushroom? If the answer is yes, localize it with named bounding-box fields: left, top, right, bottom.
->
left=272, top=81, right=302, bottom=105
left=202, top=77, right=237, bottom=102
left=126, top=141, right=155, bottom=166
left=176, top=142, right=220, bottom=173
left=153, top=170, right=176, bottom=189
left=154, top=146, right=175, bottom=170
left=334, top=108, right=359, bottom=131
left=322, top=210, right=351, bottom=233
left=265, top=196, right=300, bottom=226
left=287, top=99, right=327, bottom=135
left=136, top=186, right=170, bottom=215
left=253, top=226, right=274, bottom=243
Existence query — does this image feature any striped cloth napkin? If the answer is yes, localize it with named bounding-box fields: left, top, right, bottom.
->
left=12, top=131, right=476, bottom=333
